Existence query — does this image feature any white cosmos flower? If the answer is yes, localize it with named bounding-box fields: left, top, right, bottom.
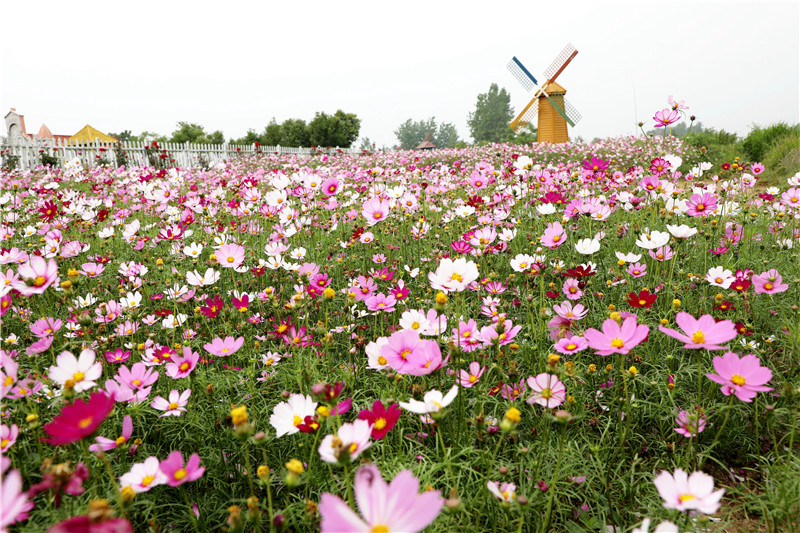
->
left=635, top=229, right=670, bottom=250
left=318, top=419, right=373, bottom=464
left=185, top=268, right=220, bottom=287
left=399, top=385, right=459, bottom=414
left=270, top=394, right=318, bottom=438
left=48, top=349, right=102, bottom=393
left=399, top=309, right=431, bottom=334
left=615, top=251, right=642, bottom=263
left=666, top=224, right=698, bottom=239
left=428, top=258, right=479, bottom=293
left=575, top=238, right=600, bottom=255
left=97, top=227, right=114, bottom=239
left=706, top=266, right=734, bottom=288
left=183, top=242, right=203, bottom=258
left=536, top=203, right=557, bottom=215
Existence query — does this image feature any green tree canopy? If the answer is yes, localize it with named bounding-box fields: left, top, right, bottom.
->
left=280, top=118, right=310, bottom=147
left=467, top=83, right=514, bottom=144
left=169, top=122, right=225, bottom=145
left=308, top=110, right=361, bottom=148
left=394, top=117, right=460, bottom=149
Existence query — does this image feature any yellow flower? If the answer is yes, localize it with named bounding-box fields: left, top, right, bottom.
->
left=504, top=407, right=521, bottom=424
left=285, top=458, right=304, bottom=475
left=231, top=405, right=248, bottom=427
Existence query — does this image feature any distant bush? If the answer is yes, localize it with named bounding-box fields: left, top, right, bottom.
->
left=762, top=130, right=800, bottom=183
left=685, top=129, right=740, bottom=163
left=741, top=122, right=800, bottom=162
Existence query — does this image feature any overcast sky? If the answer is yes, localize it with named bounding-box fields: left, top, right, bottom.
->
left=2, top=0, right=798, bottom=148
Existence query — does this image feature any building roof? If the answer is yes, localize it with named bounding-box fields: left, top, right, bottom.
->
left=68, top=124, right=118, bottom=144
left=415, top=132, right=437, bottom=150
left=37, top=124, right=54, bottom=139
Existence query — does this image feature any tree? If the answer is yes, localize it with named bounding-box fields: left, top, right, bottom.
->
left=262, top=119, right=283, bottom=146
left=467, top=83, right=514, bottom=144
left=280, top=118, right=310, bottom=147
left=233, top=129, right=262, bottom=145
left=132, top=131, right=168, bottom=144
left=308, top=110, right=361, bottom=148
left=394, top=118, right=460, bottom=149
left=169, top=122, right=225, bottom=145
left=108, top=130, right=133, bottom=142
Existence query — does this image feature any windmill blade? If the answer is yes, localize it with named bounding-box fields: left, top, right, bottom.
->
left=562, top=98, right=582, bottom=126
left=543, top=43, right=578, bottom=84
left=510, top=97, right=539, bottom=134
left=507, top=56, right=538, bottom=92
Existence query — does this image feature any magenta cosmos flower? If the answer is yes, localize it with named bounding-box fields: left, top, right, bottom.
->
left=653, top=108, right=680, bottom=128
left=653, top=468, right=724, bottom=514
left=361, top=197, right=392, bottom=227
left=584, top=317, right=649, bottom=356
left=705, top=351, right=772, bottom=402
left=319, top=463, right=444, bottom=533
left=658, top=312, right=736, bottom=350
left=159, top=450, right=205, bottom=487
left=203, top=336, right=244, bottom=357
left=526, top=373, right=566, bottom=408
left=12, top=256, right=59, bottom=296
left=44, top=392, right=114, bottom=445
left=751, top=269, right=789, bottom=295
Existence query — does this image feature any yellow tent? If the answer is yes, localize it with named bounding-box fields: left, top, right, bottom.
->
left=68, top=124, right=118, bottom=145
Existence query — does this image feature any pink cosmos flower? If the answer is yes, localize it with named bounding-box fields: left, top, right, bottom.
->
left=457, top=362, right=486, bottom=388
left=627, top=262, right=647, bottom=277
left=705, top=351, right=773, bottom=402
left=562, top=278, right=583, bottom=300
left=26, top=336, right=54, bottom=356
left=43, top=392, right=114, bottom=446
left=428, top=258, right=479, bottom=293
left=365, top=293, right=397, bottom=313
left=30, top=317, right=62, bottom=337
left=653, top=108, right=680, bottom=128
left=380, top=329, right=444, bottom=376
left=674, top=409, right=707, bottom=438
left=1, top=468, right=30, bottom=531
left=318, top=419, right=373, bottom=464
left=658, top=312, right=737, bottom=350
left=79, top=262, right=106, bottom=278
left=112, top=363, right=159, bottom=403
left=159, top=451, right=205, bottom=487
left=452, top=319, right=482, bottom=352
left=203, top=336, right=244, bottom=357
left=321, top=177, right=342, bottom=196
left=165, top=347, right=200, bottom=379
left=150, top=389, right=191, bottom=417
left=217, top=243, right=246, bottom=269
left=487, top=481, right=516, bottom=502
left=648, top=246, right=674, bottom=262
left=686, top=192, right=717, bottom=217
left=751, top=269, right=789, bottom=295
left=1, top=424, right=19, bottom=453
left=526, top=373, right=566, bottom=408
left=319, top=463, right=443, bottom=533
left=554, top=335, right=589, bottom=355
left=584, top=317, right=649, bottom=356
left=653, top=469, right=724, bottom=514
left=90, top=415, right=133, bottom=452
left=362, top=197, right=392, bottom=226
left=12, top=256, right=59, bottom=296
left=104, top=349, right=131, bottom=364
left=553, top=301, right=588, bottom=320
left=479, top=320, right=521, bottom=347
left=541, top=221, right=567, bottom=249
left=500, top=379, right=527, bottom=402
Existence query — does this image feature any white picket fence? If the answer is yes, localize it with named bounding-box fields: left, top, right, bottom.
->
left=0, top=137, right=362, bottom=169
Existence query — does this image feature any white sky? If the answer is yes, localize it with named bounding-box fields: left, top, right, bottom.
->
left=2, top=0, right=798, bottom=148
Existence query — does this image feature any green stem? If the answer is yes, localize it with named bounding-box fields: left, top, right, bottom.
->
left=181, top=484, right=201, bottom=533
left=541, top=423, right=567, bottom=533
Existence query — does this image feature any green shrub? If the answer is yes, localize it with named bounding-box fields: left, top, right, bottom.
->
left=761, top=129, right=800, bottom=184
left=741, top=122, right=800, bottom=162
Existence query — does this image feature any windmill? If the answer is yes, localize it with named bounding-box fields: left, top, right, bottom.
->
left=507, top=43, right=582, bottom=143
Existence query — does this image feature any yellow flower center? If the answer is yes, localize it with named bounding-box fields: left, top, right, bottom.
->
left=79, top=416, right=94, bottom=429
left=469, top=375, right=478, bottom=383
left=378, top=356, right=387, bottom=365
left=180, top=363, right=190, bottom=371
left=33, top=275, right=47, bottom=286
left=116, top=436, right=127, bottom=446
left=541, top=388, right=553, bottom=399
left=73, top=371, right=85, bottom=382
left=400, top=349, right=411, bottom=360
left=411, top=321, right=420, bottom=330
left=169, top=402, right=179, bottom=410
left=372, top=525, right=390, bottom=533
left=174, top=468, right=187, bottom=481
left=374, top=417, right=387, bottom=430
left=765, top=283, right=773, bottom=290
left=731, top=374, right=746, bottom=386
left=679, top=494, right=696, bottom=503
left=450, top=272, right=463, bottom=282
left=611, top=338, right=624, bottom=348
left=141, top=475, right=155, bottom=487
left=552, top=235, right=561, bottom=242
left=566, top=343, right=577, bottom=351
left=132, top=379, right=141, bottom=387
left=293, top=415, right=303, bottom=426
left=1, top=438, right=9, bottom=449
left=692, top=331, right=705, bottom=344
left=4, top=375, right=15, bottom=386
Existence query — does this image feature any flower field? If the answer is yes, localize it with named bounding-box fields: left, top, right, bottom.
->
left=2, top=120, right=800, bottom=532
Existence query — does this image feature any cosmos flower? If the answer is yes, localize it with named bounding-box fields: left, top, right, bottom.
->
left=705, top=351, right=773, bottom=402
left=319, top=464, right=443, bottom=533
left=358, top=400, right=401, bottom=440
left=44, top=392, right=114, bottom=445
left=203, top=336, right=244, bottom=357
left=159, top=451, right=205, bottom=487
left=399, top=386, right=458, bottom=415
left=150, top=389, right=191, bottom=417
left=12, top=256, right=59, bottom=296
left=658, top=312, right=737, bottom=350
left=270, top=394, right=318, bottom=438
left=48, top=350, right=102, bottom=393
left=526, top=373, right=566, bottom=408
left=428, top=258, right=479, bottom=293
left=318, top=419, right=373, bottom=464
left=653, top=469, right=724, bottom=514
left=457, top=362, right=486, bottom=388
left=119, top=456, right=168, bottom=494
left=584, top=317, right=649, bottom=356
left=751, top=269, right=789, bottom=295
left=653, top=108, right=680, bottom=128
left=90, top=415, right=133, bottom=452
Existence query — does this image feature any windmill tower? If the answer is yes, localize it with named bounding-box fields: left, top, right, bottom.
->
left=507, top=44, right=582, bottom=143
